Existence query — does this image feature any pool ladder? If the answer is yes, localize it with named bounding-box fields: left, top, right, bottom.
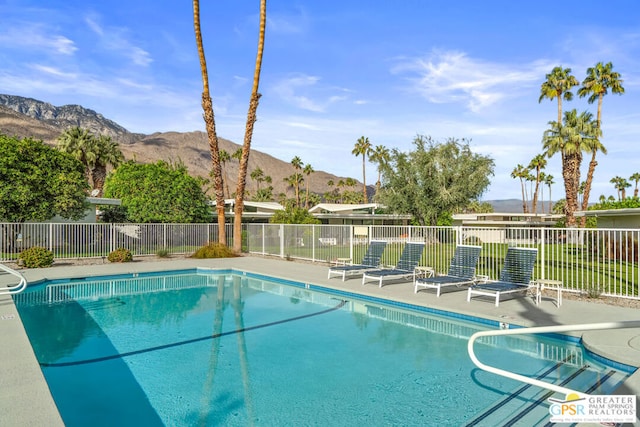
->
left=468, top=321, right=640, bottom=396
left=0, top=263, right=27, bottom=295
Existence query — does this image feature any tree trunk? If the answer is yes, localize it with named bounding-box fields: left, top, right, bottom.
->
left=579, top=152, right=598, bottom=227
left=91, top=165, right=107, bottom=197
left=193, top=0, right=226, bottom=244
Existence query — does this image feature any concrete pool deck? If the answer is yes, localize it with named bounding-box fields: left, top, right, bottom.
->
left=1, top=255, right=639, bottom=426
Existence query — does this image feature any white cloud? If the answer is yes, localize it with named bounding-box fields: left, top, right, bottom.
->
left=392, top=50, right=552, bottom=112
left=270, top=74, right=349, bottom=112
left=0, top=26, right=77, bottom=55
left=84, top=14, right=152, bottom=67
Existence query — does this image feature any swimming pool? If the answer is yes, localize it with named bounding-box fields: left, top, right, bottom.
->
left=13, top=268, right=635, bottom=426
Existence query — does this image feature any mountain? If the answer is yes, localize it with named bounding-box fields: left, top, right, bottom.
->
left=0, top=94, right=352, bottom=196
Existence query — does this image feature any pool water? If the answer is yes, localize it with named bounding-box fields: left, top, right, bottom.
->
left=14, top=269, right=634, bottom=426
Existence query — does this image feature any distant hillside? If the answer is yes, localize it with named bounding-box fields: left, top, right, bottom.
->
left=0, top=94, right=354, bottom=197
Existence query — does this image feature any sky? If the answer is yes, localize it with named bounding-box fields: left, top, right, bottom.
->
left=2, top=0, right=640, bottom=201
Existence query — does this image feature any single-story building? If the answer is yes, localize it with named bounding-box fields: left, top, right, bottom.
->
left=575, top=208, right=640, bottom=229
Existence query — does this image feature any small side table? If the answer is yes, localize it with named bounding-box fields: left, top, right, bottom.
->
left=414, top=266, right=435, bottom=279
left=536, top=279, right=563, bottom=307
left=334, top=257, right=352, bottom=266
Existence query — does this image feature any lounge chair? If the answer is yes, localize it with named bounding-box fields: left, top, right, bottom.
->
left=467, top=247, right=538, bottom=307
left=414, top=244, right=482, bottom=296
left=328, top=240, right=388, bottom=281
left=362, top=242, right=425, bottom=288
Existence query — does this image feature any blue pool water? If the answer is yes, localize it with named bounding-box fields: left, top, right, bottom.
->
left=14, top=269, right=635, bottom=426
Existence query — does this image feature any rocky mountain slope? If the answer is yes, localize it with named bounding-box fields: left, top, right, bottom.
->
left=0, top=94, right=350, bottom=197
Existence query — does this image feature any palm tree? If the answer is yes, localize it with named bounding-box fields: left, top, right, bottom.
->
left=91, top=135, right=124, bottom=196
left=233, top=0, right=266, bottom=252
left=577, top=62, right=624, bottom=222
left=250, top=167, right=265, bottom=197
left=544, top=174, right=554, bottom=214
left=369, top=144, right=390, bottom=199
left=539, top=66, right=579, bottom=125
left=630, top=173, right=640, bottom=198
left=542, top=109, right=596, bottom=226
left=303, top=163, right=314, bottom=208
left=527, top=154, right=547, bottom=214
left=610, top=176, right=631, bottom=200
left=511, top=164, right=529, bottom=213
left=57, top=128, right=124, bottom=196
left=193, top=0, right=225, bottom=244
left=218, top=149, right=231, bottom=198
left=57, top=127, right=97, bottom=184
left=284, top=173, right=304, bottom=205
left=352, top=136, right=372, bottom=203
left=290, top=156, right=304, bottom=207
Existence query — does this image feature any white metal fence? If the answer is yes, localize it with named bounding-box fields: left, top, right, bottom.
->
left=2, top=222, right=639, bottom=300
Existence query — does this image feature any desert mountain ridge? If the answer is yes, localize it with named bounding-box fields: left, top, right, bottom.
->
left=0, top=94, right=354, bottom=197
left=0, top=94, right=531, bottom=212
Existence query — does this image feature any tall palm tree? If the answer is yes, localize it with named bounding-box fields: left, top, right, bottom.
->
left=369, top=144, right=390, bottom=200
left=290, top=156, right=304, bottom=207
left=218, top=149, right=231, bottom=198
left=352, top=136, right=372, bottom=203
left=527, top=154, right=547, bottom=214
left=511, top=164, right=529, bottom=213
left=539, top=66, right=579, bottom=125
left=577, top=62, right=624, bottom=222
left=193, top=0, right=225, bottom=244
left=544, top=174, right=555, bottom=214
left=303, top=163, right=314, bottom=208
left=542, top=109, right=596, bottom=226
left=91, top=135, right=124, bottom=196
left=233, top=0, right=266, bottom=253
left=630, top=172, right=640, bottom=198
left=610, top=176, right=631, bottom=200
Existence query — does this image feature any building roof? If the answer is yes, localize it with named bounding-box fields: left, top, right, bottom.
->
left=308, top=203, right=382, bottom=214
left=576, top=208, right=640, bottom=217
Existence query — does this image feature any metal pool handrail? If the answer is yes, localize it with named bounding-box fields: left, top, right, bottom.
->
left=0, top=263, right=27, bottom=295
left=468, top=321, right=640, bottom=396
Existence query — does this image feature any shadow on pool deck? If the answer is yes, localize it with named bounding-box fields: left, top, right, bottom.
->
left=1, top=254, right=639, bottom=426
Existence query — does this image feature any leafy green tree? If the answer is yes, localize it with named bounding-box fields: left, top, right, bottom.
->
left=352, top=136, right=372, bottom=203
left=269, top=206, right=320, bottom=224
left=378, top=135, right=494, bottom=225
left=103, top=161, right=211, bottom=223
left=0, top=135, right=89, bottom=223
left=577, top=62, right=624, bottom=220
left=610, top=176, right=631, bottom=201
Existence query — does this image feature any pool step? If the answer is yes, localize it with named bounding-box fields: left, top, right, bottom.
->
left=464, top=364, right=621, bottom=426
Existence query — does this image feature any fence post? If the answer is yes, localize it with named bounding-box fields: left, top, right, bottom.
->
left=279, top=224, right=284, bottom=259
left=48, top=223, right=53, bottom=253
left=349, top=225, right=354, bottom=261
left=539, top=228, right=546, bottom=280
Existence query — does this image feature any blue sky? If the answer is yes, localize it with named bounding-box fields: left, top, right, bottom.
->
left=2, top=0, right=640, bottom=201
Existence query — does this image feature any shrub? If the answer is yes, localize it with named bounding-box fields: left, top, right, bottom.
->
left=191, top=242, right=237, bottom=259
left=19, top=246, right=54, bottom=268
left=156, top=249, right=170, bottom=258
left=108, top=247, right=133, bottom=263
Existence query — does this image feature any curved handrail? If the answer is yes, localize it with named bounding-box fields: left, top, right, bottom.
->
left=0, top=263, right=27, bottom=295
left=468, top=321, right=640, bottom=396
